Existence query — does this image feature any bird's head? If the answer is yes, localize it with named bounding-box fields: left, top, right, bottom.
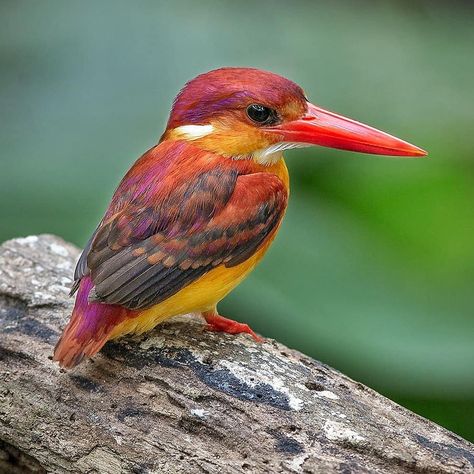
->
left=163, top=67, right=426, bottom=164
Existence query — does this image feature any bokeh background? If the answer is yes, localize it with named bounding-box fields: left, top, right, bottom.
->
left=1, top=1, right=473, bottom=440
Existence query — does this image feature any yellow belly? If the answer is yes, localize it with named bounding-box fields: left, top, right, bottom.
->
left=109, top=238, right=270, bottom=338
left=109, top=159, right=289, bottom=339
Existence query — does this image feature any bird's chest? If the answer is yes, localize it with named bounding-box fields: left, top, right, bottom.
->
left=258, top=158, right=290, bottom=192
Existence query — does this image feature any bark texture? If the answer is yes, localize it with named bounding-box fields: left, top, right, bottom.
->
left=0, top=234, right=473, bottom=474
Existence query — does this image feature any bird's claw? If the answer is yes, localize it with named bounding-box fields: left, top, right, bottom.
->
left=203, top=312, right=263, bottom=342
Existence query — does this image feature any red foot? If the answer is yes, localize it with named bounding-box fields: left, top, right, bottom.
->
left=203, top=312, right=263, bottom=342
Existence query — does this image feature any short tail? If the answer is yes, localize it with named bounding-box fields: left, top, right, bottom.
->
left=53, top=277, right=131, bottom=368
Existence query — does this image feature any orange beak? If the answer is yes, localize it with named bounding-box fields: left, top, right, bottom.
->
left=270, top=102, right=427, bottom=157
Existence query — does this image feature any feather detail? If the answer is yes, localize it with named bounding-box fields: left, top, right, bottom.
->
left=53, top=277, right=134, bottom=368
left=235, top=142, right=310, bottom=165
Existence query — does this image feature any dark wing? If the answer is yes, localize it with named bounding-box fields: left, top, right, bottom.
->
left=70, top=232, right=95, bottom=295
left=81, top=169, right=287, bottom=311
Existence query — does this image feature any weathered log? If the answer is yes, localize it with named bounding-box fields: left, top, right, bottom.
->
left=0, top=234, right=472, bottom=474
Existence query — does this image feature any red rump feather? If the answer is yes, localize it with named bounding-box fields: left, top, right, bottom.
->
left=53, top=276, right=134, bottom=368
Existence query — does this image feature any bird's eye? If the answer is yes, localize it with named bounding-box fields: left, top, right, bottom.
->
left=246, top=104, right=276, bottom=125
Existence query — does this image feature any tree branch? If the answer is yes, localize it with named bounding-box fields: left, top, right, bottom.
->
left=0, top=235, right=472, bottom=473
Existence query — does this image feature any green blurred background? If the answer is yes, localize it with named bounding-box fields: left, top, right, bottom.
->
left=1, top=1, right=473, bottom=440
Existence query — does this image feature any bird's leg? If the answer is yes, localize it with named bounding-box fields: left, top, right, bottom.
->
left=202, top=308, right=263, bottom=342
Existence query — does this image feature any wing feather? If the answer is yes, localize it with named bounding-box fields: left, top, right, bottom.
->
left=73, top=145, right=288, bottom=311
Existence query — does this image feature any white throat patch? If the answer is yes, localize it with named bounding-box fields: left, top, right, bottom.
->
left=247, top=142, right=309, bottom=165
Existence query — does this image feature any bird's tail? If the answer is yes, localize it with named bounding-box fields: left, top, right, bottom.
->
left=53, top=276, right=131, bottom=368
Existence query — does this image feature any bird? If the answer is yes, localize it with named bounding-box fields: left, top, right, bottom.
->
left=53, top=67, right=426, bottom=368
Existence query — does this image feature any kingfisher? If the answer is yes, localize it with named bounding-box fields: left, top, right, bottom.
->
left=54, top=67, right=426, bottom=368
